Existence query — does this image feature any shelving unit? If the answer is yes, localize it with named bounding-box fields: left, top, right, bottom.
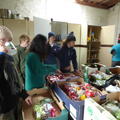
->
left=87, top=26, right=101, bottom=64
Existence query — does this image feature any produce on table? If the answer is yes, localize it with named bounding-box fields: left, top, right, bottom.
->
left=105, top=85, right=120, bottom=93
left=47, top=74, right=65, bottom=81
left=89, top=71, right=111, bottom=86
left=102, top=101, right=120, bottom=120
left=34, top=98, right=56, bottom=120
left=47, top=73, right=75, bottom=82
left=115, top=110, right=120, bottom=120
left=64, top=82, right=101, bottom=101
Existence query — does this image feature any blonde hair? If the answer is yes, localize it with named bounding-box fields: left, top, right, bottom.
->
left=19, top=34, right=30, bottom=44
left=0, top=26, right=13, bottom=41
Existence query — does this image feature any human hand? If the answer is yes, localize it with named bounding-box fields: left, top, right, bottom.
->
left=56, top=69, right=62, bottom=74
left=74, top=70, right=83, bottom=77
left=0, top=45, right=8, bottom=53
left=25, top=96, right=32, bottom=105
left=64, top=66, right=71, bottom=71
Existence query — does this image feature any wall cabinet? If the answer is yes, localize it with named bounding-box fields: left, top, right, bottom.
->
left=99, top=25, right=115, bottom=66
left=0, top=19, right=34, bottom=45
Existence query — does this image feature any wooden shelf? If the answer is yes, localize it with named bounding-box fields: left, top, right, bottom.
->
left=87, top=58, right=99, bottom=59
left=87, top=26, right=101, bottom=64
left=88, top=49, right=99, bottom=52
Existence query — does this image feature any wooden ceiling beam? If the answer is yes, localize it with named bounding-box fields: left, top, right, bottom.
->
left=76, top=0, right=108, bottom=9
left=107, top=0, right=120, bottom=8
left=98, top=0, right=110, bottom=4
left=93, top=0, right=104, bottom=3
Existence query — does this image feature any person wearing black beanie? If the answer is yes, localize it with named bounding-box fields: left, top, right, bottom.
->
left=58, top=32, right=80, bottom=74
left=45, top=32, right=61, bottom=73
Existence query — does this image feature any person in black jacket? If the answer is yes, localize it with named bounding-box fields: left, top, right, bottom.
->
left=58, top=32, right=80, bottom=74
left=0, top=26, right=32, bottom=120
left=45, top=32, right=61, bottom=72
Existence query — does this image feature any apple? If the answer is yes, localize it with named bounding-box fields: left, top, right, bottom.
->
left=85, top=90, right=95, bottom=97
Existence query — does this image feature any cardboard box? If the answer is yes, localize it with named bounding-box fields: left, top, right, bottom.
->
left=48, top=78, right=102, bottom=120
left=109, top=67, right=120, bottom=74
left=84, top=92, right=120, bottom=120
left=81, top=63, right=106, bottom=74
left=22, top=88, right=68, bottom=120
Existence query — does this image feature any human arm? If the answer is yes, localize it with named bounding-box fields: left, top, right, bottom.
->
left=111, top=49, right=116, bottom=56
left=71, top=49, right=78, bottom=71
left=26, top=53, right=57, bottom=74
left=19, top=90, right=32, bottom=105
left=111, top=46, right=116, bottom=56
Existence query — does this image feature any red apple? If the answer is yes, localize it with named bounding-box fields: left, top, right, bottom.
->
left=85, top=90, right=95, bottom=97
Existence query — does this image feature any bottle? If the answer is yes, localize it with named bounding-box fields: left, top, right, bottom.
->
left=91, top=32, right=95, bottom=41
left=84, top=66, right=89, bottom=83
left=5, top=42, right=17, bottom=56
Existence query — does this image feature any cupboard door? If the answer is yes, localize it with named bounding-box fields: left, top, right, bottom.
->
left=51, top=22, right=68, bottom=39
left=27, top=21, right=34, bottom=40
left=34, top=17, right=51, bottom=37
left=99, top=25, right=115, bottom=67
left=68, top=23, right=81, bottom=69
left=51, top=22, right=61, bottom=34
left=4, top=19, right=27, bottom=45
left=0, top=19, right=3, bottom=25
left=68, top=23, right=81, bottom=44
left=80, top=23, right=88, bottom=65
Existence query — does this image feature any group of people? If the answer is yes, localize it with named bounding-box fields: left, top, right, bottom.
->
left=0, top=26, right=80, bottom=120
left=3, top=24, right=120, bottom=120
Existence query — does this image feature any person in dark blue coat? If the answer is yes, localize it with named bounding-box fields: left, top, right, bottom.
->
left=45, top=32, right=61, bottom=70
left=58, top=32, right=80, bottom=73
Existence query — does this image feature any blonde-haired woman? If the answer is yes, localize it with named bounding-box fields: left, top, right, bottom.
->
left=0, top=26, right=32, bottom=120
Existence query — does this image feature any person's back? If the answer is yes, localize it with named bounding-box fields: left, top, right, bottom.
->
left=0, top=53, right=22, bottom=114
left=25, top=34, right=57, bottom=91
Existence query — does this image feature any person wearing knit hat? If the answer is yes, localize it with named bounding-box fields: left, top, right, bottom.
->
left=58, top=32, right=80, bottom=74
left=0, top=26, right=32, bottom=120
left=47, top=32, right=56, bottom=47
left=45, top=32, right=61, bottom=72
left=111, top=34, right=120, bottom=67
left=48, top=32, right=55, bottom=38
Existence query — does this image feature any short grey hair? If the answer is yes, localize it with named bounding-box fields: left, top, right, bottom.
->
left=0, top=26, right=13, bottom=41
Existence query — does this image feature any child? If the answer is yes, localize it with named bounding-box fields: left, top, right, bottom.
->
left=14, top=34, right=30, bottom=84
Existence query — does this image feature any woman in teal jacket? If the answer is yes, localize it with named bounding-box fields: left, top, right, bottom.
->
left=25, top=34, right=57, bottom=91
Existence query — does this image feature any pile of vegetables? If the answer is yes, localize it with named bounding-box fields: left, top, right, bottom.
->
left=34, top=98, right=56, bottom=120
left=64, top=82, right=101, bottom=101
left=89, top=71, right=111, bottom=86
left=102, top=101, right=120, bottom=120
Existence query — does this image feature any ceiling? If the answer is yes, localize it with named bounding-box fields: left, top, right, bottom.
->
left=76, top=0, right=120, bottom=9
